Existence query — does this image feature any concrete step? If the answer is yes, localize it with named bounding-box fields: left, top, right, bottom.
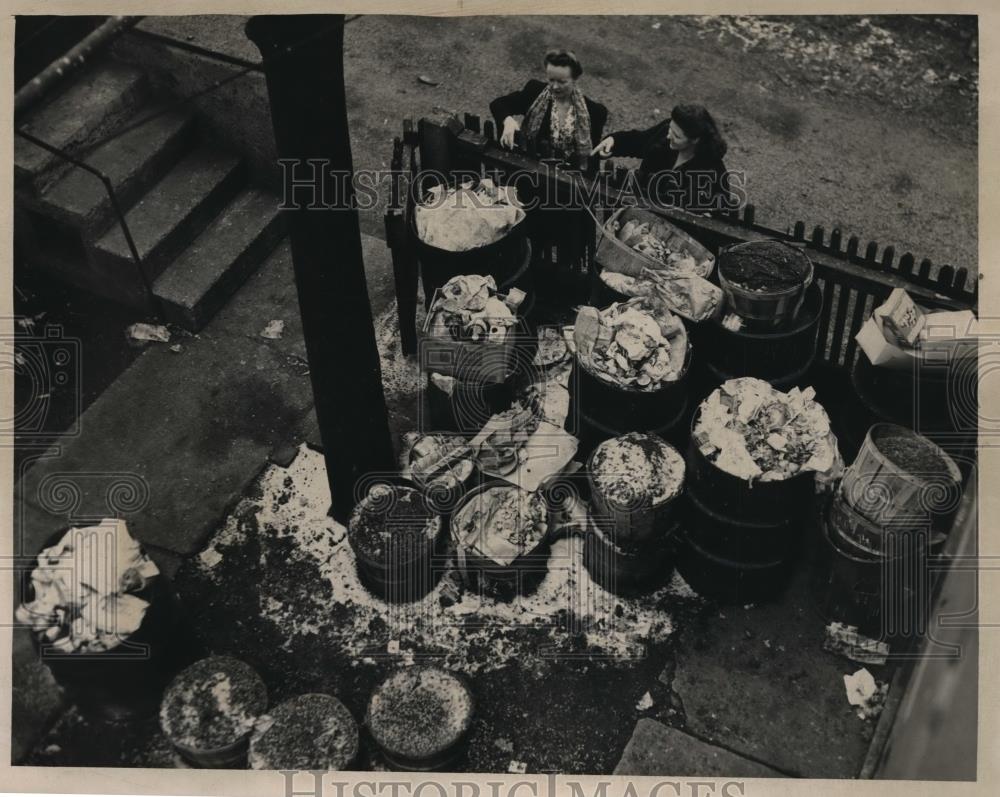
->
left=90, top=147, right=246, bottom=303
left=37, top=104, right=198, bottom=237
left=154, top=189, right=285, bottom=331
left=15, top=60, right=148, bottom=194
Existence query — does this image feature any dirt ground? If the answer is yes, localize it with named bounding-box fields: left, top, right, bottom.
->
left=342, top=14, right=978, bottom=278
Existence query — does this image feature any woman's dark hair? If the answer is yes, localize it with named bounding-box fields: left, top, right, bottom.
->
left=544, top=49, right=583, bottom=79
left=671, top=104, right=727, bottom=160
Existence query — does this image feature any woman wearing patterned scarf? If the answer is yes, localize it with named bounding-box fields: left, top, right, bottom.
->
left=490, top=50, right=608, bottom=170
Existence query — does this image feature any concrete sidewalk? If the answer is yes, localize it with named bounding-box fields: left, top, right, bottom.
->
left=11, top=230, right=398, bottom=762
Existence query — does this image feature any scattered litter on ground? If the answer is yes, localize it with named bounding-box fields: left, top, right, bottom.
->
left=843, top=668, right=888, bottom=720
left=259, top=320, right=285, bottom=340
left=494, top=738, right=514, bottom=753
left=636, top=692, right=654, bottom=711
left=195, top=445, right=690, bottom=676
left=508, top=760, right=527, bottom=774
left=126, top=323, right=171, bottom=345
left=418, top=74, right=440, bottom=86
left=169, top=344, right=183, bottom=354
left=824, top=622, right=890, bottom=666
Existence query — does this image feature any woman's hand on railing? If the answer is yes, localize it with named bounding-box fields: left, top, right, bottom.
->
left=500, top=116, right=520, bottom=149
left=591, top=136, right=615, bottom=158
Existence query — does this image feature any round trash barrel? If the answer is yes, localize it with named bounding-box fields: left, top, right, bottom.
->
left=21, top=526, right=181, bottom=722
left=569, top=344, right=692, bottom=451
left=347, top=478, right=447, bottom=604
left=412, top=175, right=530, bottom=305
left=586, top=433, right=685, bottom=545
left=677, top=410, right=816, bottom=603
left=685, top=432, right=815, bottom=524
left=811, top=501, right=927, bottom=642
left=161, top=656, right=268, bottom=768
left=717, top=240, right=814, bottom=328
left=827, top=485, right=941, bottom=559
left=682, top=486, right=798, bottom=563
left=450, top=481, right=552, bottom=601
left=694, top=281, right=823, bottom=391
left=675, top=531, right=794, bottom=605
left=583, top=519, right=679, bottom=596
left=248, top=693, right=359, bottom=771
left=839, top=423, right=963, bottom=536
left=366, top=665, right=475, bottom=771
left=847, top=342, right=977, bottom=466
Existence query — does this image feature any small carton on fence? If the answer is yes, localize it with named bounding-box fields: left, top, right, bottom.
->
left=855, top=288, right=977, bottom=371
left=419, top=285, right=526, bottom=385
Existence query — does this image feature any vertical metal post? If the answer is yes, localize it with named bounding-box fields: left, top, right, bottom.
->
left=246, top=14, right=395, bottom=522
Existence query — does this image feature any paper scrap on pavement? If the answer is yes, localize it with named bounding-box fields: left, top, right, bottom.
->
left=260, top=319, right=285, bottom=340
left=126, top=323, right=170, bottom=344
left=824, top=622, right=890, bottom=666
left=844, top=667, right=889, bottom=720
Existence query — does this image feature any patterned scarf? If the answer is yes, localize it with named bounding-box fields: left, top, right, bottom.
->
left=522, top=85, right=592, bottom=168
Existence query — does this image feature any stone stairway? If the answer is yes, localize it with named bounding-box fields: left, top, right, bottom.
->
left=14, top=57, right=285, bottom=331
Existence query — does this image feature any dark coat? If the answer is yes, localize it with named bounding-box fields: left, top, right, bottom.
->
left=610, top=119, right=732, bottom=212
left=490, top=79, right=609, bottom=148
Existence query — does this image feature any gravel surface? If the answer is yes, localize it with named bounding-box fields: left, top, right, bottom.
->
left=343, top=14, right=977, bottom=278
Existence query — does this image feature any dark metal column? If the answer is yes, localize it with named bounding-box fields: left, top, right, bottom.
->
left=246, top=14, right=395, bottom=522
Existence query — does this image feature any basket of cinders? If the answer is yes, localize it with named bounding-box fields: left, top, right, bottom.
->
left=718, top=240, right=813, bottom=328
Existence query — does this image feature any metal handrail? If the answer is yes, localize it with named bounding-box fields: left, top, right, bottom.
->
left=16, top=128, right=160, bottom=320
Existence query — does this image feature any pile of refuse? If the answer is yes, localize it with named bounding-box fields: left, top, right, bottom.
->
left=574, top=298, right=689, bottom=390
left=15, top=520, right=159, bottom=653
left=426, top=274, right=517, bottom=344
left=693, top=377, right=838, bottom=483
left=414, top=179, right=525, bottom=252
left=613, top=219, right=706, bottom=275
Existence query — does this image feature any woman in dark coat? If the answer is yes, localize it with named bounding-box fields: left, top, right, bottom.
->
left=491, top=49, right=608, bottom=170
left=592, top=105, right=733, bottom=213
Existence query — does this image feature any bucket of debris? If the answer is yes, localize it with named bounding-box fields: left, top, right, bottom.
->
left=571, top=297, right=692, bottom=441
left=718, top=240, right=813, bottom=328
left=450, top=481, right=552, bottom=600
left=411, top=175, right=529, bottom=297
left=159, top=655, right=268, bottom=768
left=839, top=423, right=962, bottom=536
left=586, top=432, right=685, bottom=545
left=366, top=665, right=475, bottom=771
left=16, top=519, right=180, bottom=721
left=248, top=693, right=359, bottom=771
left=420, top=274, right=530, bottom=385
left=348, top=477, right=447, bottom=603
